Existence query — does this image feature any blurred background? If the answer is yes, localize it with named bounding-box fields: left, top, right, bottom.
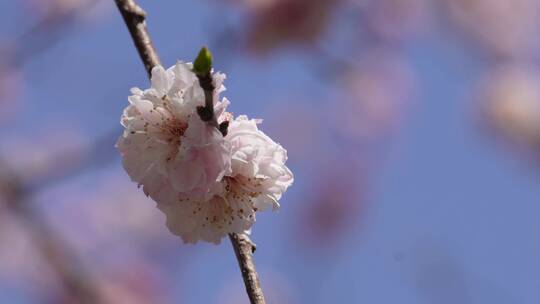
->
left=1, top=0, right=540, bottom=303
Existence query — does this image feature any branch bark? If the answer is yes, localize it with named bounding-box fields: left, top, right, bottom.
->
left=114, top=1, right=266, bottom=303
left=114, top=0, right=161, bottom=77
left=229, top=233, right=266, bottom=304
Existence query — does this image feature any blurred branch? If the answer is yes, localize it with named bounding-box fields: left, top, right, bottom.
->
left=27, top=130, right=119, bottom=193
left=0, top=160, right=103, bottom=303
left=10, top=0, right=100, bottom=69
left=0, top=4, right=111, bottom=300
left=114, top=1, right=266, bottom=303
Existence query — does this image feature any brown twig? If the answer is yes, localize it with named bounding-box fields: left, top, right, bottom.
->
left=229, top=233, right=266, bottom=304
left=114, top=1, right=266, bottom=303
left=114, top=0, right=161, bottom=77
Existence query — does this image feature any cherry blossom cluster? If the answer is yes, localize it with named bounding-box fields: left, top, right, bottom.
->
left=117, top=61, right=293, bottom=243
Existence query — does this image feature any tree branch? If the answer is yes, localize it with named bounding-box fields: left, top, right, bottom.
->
left=10, top=0, right=101, bottom=68
left=0, top=161, right=103, bottom=303
left=229, top=233, right=266, bottom=304
left=114, top=0, right=161, bottom=77
left=114, top=1, right=266, bottom=303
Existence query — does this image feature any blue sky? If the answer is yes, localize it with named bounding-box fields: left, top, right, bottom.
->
left=1, top=0, right=540, bottom=303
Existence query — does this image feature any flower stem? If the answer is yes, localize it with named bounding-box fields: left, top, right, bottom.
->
left=114, top=1, right=266, bottom=303
left=193, top=47, right=228, bottom=135
left=195, top=69, right=219, bottom=129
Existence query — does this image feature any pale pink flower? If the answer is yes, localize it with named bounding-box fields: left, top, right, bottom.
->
left=244, top=0, right=338, bottom=54
left=443, top=0, right=540, bottom=58
left=157, top=193, right=251, bottom=244
left=226, top=115, right=293, bottom=211
left=117, top=62, right=231, bottom=203
left=118, top=63, right=293, bottom=244
left=157, top=115, right=293, bottom=244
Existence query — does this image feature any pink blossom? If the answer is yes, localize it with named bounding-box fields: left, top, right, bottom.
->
left=155, top=115, right=293, bottom=244
left=117, top=63, right=232, bottom=202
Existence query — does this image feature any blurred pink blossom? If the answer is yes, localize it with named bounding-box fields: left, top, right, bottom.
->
left=359, top=0, right=433, bottom=42
left=243, top=0, right=340, bottom=54
left=477, top=64, right=540, bottom=156
left=227, top=0, right=279, bottom=10
left=443, top=0, right=540, bottom=58
left=296, top=160, right=367, bottom=247
left=39, top=172, right=169, bottom=256
left=26, top=0, right=88, bottom=16
left=46, top=257, right=170, bottom=304
left=94, top=259, right=170, bottom=304
left=330, top=48, right=416, bottom=141
left=1, top=127, right=89, bottom=184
